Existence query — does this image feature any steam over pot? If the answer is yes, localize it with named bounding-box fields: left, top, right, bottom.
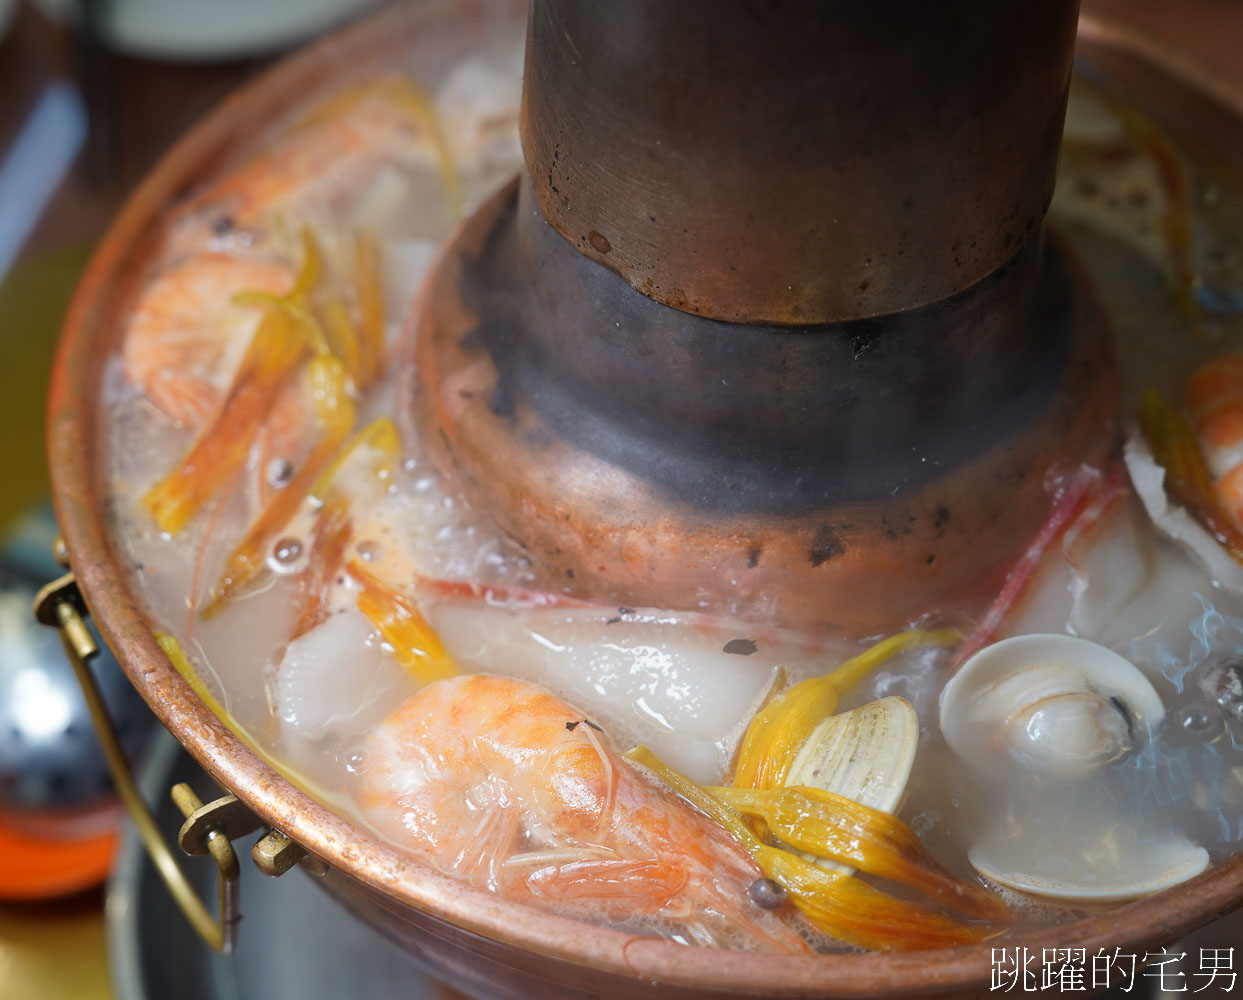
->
left=45, top=0, right=1243, bottom=996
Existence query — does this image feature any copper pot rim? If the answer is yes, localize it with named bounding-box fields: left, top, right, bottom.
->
left=46, top=3, right=1243, bottom=993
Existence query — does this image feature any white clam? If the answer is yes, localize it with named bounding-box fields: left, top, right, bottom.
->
left=785, top=696, right=919, bottom=877
left=941, top=634, right=1212, bottom=902
left=968, top=802, right=1210, bottom=903
left=786, top=696, right=918, bottom=813
left=940, top=634, right=1164, bottom=782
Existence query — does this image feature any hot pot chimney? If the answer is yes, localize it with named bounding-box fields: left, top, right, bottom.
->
left=413, top=0, right=1119, bottom=632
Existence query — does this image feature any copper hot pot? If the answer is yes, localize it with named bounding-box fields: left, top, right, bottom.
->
left=45, top=1, right=1243, bottom=996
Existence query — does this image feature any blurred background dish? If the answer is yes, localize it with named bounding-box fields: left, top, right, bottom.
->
left=30, top=0, right=382, bottom=61
left=0, top=0, right=16, bottom=43
left=0, top=502, right=154, bottom=901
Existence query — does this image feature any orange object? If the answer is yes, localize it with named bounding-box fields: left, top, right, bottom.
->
left=0, top=814, right=118, bottom=900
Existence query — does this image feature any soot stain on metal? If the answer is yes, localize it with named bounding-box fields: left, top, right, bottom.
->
left=844, top=319, right=882, bottom=359
left=809, top=528, right=846, bottom=567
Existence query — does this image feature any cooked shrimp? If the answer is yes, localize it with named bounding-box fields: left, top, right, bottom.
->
left=123, top=254, right=293, bottom=426
left=143, top=305, right=312, bottom=535
left=359, top=673, right=808, bottom=953
left=1185, top=353, right=1243, bottom=529
left=185, top=77, right=456, bottom=234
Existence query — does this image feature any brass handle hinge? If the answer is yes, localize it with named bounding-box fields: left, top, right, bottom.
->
left=32, top=564, right=303, bottom=952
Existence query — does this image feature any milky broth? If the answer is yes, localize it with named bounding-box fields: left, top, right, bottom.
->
left=102, top=29, right=1243, bottom=947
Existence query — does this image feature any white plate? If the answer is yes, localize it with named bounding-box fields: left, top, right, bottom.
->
left=31, top=0, right=382, bottom=61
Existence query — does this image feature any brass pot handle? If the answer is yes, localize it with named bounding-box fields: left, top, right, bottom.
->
left=33, top=569, right=269, bottom=952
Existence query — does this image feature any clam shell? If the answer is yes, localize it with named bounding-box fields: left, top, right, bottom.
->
left=940, top=634, right=1164, bottom=781
left=969, top=824, right=1209, bottom=902
left=786, top=695, right=918, bottom=813
left=785, top=695, right=919, bottom=876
